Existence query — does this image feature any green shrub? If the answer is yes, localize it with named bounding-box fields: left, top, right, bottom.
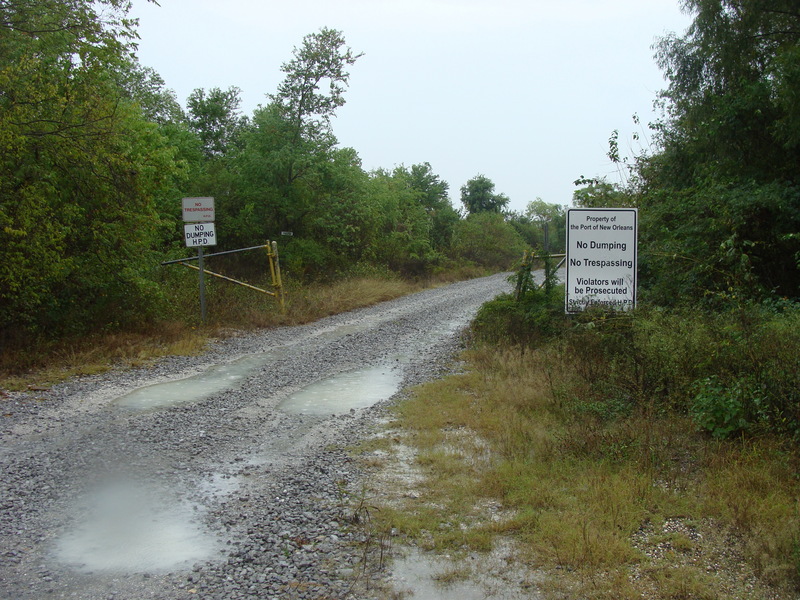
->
left=690, top=376, right=763, bottom=438
left=451, top=213, right=527, bottom=270
left=560, top=301, right=800, bottom=438
left=472, top=254, right=566, bottom=346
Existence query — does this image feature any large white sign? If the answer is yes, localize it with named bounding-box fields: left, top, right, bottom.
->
left=182, top=197, right=215, bottom=223
left=184, top=222, right=217, bottom=247
left=565, top=208, right=637, bottom=313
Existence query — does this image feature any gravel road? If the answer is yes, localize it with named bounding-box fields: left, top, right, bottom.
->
left=0, top=272, right=512, bottom=600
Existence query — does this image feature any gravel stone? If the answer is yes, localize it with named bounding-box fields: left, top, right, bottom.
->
left=0, top=273, right=511, bottom=600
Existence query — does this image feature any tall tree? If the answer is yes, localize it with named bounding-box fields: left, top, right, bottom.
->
left=460, top=174, right=509, bottom=215
left=270, top=27, right=363, bottom=150
left=187, top=86, right=249, bottom=159
left=394, top=163, right=459, bottom=252
left=231, top=28, right=363, bottom=242
left=0, top=0, right=179, bottom=334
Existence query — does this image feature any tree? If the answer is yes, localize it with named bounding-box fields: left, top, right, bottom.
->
left=119, top=61, right=185, bottom=125
left=395, top=163, right=459, bottom=252
left=227, top=28, right=363, bottom=249
left=270, top=27, right=362, bottom=153
left=525, top=199, right=566, bottom=253
left=633, top=0, right=800, bottom=304
left=406, top=162, right=451, bottom=212
left=187, top=86, right=249, bottom=159
left=460, top=174, right=509, bottom=214
left=364, top=168, right=436, bottom=275
left=0, top=0, right=179, bottom=335
left=451, top=213, right=527, bottom=269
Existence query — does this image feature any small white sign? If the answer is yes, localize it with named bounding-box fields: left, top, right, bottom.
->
left=565, top=208, right=637, bottom=313
left=182, top=197, right=215, bottom=223
left=184, top=222, right=217, bottom=247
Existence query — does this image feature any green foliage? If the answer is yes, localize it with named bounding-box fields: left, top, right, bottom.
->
left=572, top=177, right=632, bottom=208
left=555, top=302, right=800, bottom=439
left=639, top=181, right=800, bottom=306
left=451, top=213, right=526, bottom=270
left=270, top=27, right=362, bottom=145
left=187, top=86, right=249, bottom=158
left=690, top=376, right=761, bottom=439
left=364, top=168, right=438, bottom=276
left=217, top=29, right=366, bottom=262
left=472, top=253, right=566, bottom=346
left=0, top=0, right=180, bottom=335
left=627, top=0, right=800, bottom=307
left=401, top=162, right=460, bottom=252
left=281, top=237, right=337, bottom=278
left=459, top=174, right=509, bottom=215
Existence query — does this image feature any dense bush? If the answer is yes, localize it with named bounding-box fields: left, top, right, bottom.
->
left=472, top=254, right=566, bottom=346
left=451, top=213, right=528, bottom=271
left=474, top=271, right=800, bottom=439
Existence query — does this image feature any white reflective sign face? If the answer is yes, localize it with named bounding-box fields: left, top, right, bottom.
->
left=184, top=222, right=217, bottom=247
left=182, top=197, right=215, bottom=223
left=565, top=208, right=637, bottom=313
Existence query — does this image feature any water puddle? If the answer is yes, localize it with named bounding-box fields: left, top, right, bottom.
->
left=114, top=354, right=268, bottom=411
left=197, top=472, right=239, bottom=498
left=278, top=365, right=401, bottom=416
left=389, top=546, right=536, bottom=599
left=54, top=479, right=221, bottom=573
left=389, top=548, right=488, bottom=599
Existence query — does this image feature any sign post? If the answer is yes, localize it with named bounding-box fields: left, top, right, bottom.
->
left=182, top=197, right=216, bottom=323
left=565, top=208, right=638, bottom=313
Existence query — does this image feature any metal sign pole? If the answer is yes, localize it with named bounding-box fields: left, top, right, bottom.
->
left=198, top=245, right=207, bottom=323
left=181, top=197, right=216, bottom=324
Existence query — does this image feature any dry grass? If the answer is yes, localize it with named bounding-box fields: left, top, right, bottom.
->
left=359, top=343, right=800, bottom=600
left=0, top=322, right=209, bottom=391
left=0, top=273, right=446, bottom=390
left=0, top=266, right=493, bottom=390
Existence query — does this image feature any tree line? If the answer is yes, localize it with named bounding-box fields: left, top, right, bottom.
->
left=0, top=0, right=562, bottom=340
left=574, top=0, right=799, bottom=308
left=6, top=0, right=791, bottom=343
left=488, top=0, right=800, bottom=444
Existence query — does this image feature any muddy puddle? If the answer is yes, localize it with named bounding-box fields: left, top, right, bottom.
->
left=113, top=353, right=273, bottom=411
left=278, top=365, right=401, bottom=416
left=388, top=544, right=538, bottom=599
left=53, top=478, right=222, bottom=573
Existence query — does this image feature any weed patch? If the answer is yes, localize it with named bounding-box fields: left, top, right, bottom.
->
left=0, top=274, right=444, bottom=389
left=359, top=293, right=800, bottom=599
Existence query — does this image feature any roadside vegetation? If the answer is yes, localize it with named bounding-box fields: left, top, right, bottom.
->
left=359, top=260, right=799, bottom=599
left=353, top=1, right=800, bottom=598
left=0, top=1, right=555, bottom=384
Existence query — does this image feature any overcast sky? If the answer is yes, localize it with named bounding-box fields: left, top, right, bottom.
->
left=129, top=0, right=693, bottom=213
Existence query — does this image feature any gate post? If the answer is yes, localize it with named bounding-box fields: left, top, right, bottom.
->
left=266, top=240, right=286, bottom=312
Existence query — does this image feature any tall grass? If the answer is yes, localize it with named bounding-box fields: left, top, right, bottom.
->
left=0, top=269, right=463, bottom=388
left=361, top=266, right=800, bottom=599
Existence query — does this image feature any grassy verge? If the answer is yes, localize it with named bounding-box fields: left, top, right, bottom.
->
left=0, top=266, right=489, bottom=390
left=358, top=343, right=799, bottom=599
left=353, top=265, right=800, bottom=599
